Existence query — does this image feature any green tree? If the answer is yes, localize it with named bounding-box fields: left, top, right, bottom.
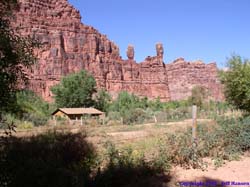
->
left=221, top=55, right=250, bottom=112
left=95, top=89, right=111, bottom=113
left=51, top=70, right=96, bottom=108
left=110, top=91, right=138, bottom=113
left=0, top=0, right=37, bottom=112
left=0, top=0, right=38, bottom=133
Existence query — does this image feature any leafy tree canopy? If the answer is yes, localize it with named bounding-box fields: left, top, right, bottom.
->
left=0, top=0, right=38, bottom=112
left=51, top=70, right=97, bottom=108
left=221, top=55, right=250, bottom=113
left=94, top=89, right=111, bottom=113
left=110, top=91, right=145, bottom=113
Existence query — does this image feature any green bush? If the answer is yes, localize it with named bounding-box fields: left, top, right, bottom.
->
left=109, top=91, right=142, bottom=113
left=122, top=108, right=151, bottom=125
left=107, top=111, right=122, bottom=121
left=107, top=91, right=232, bottom=126
left=22, top=113, right=48, bottom=127
left=14, top=90, right=52, bottom=127
left=16, top=121, right=34, bottom=129
left=229, top=117, right=250, bottom=151
left=151, top=139, right=172, bottom=172
left=16, top=90, right=51, bottom=116
left=91, top=142, right=170, bottom=187
left=151, top=107, right=191, bottom=123
left=165, top=130, right=202, bottom=168
left=162, top=115, right=250, bottom=169
left=1, top=113, right=34, bottom=130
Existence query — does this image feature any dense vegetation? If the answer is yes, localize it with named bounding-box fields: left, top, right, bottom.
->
left=51, top=70, right=97, bottom=108
left=50, top=71, right=216, bottom=125
left=221, top=55, right=250, bottom=113
left=0, top=0, right=38, bottom=113
left=93, top=89, right=111, bottom=113
left=0, top=0, right=40, bottom=134
left=104, top=90, right=231, bottom=125
left=1, top=90, right=54, bottom=129
left=161, top=116, right=250, bottom=169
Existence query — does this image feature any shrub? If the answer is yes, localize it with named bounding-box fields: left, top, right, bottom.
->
left=150, top=139, right=172, bottom=172
left=107, top=111, right=122, bottom=121
left=22, top=113, right=48, bottom=127
left=165, top=130, right=203, bottom=168
left=1, top=113, right=34, bottom=130
left=162, top=115, right=250, bottom=169
left=15, top=90, right=52, bottom=126
left=91, top=142, right=170, bottom=187
left=157, top=107, right=191, bottom=122
left=233, top=117, right=250, bottom=151
left=122, top=108, right=151, bottom=125
left=16, top=121, right=34, bottom=129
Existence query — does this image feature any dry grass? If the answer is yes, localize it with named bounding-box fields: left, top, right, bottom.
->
left=1, top=118, right=214, bottom=157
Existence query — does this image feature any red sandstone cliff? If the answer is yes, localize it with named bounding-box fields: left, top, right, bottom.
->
left=12, top=0, right=224, bottom=101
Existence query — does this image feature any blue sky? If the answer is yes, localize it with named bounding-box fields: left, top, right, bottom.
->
left=68, top=0, right=250, bottom=68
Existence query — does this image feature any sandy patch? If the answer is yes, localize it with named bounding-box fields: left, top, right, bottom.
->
left=172, top=156, right=250, bottom=186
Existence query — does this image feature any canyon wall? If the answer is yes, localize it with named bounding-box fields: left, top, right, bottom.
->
left=12, top=0, right=224, bottom=101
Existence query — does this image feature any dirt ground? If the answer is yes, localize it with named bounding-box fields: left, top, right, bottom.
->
left=171, top=155, right=250, bottom=187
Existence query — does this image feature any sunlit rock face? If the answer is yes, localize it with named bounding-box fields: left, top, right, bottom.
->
left=12, top=0, right=224, bottom=102
left=166, top=58, right=224, bottom=101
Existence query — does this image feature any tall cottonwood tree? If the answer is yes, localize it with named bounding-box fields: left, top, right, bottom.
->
left=0, top=0, right=38, bottom=112
left=51, top=70, right=97, bottom=108
left=221, top=55, right=250, bottom=113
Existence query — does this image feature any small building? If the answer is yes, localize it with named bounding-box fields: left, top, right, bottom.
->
left=52, top=107, right=104, bottom=120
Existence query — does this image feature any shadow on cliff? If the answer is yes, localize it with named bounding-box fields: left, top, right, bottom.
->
left=0, top=131, right=172, bottom=187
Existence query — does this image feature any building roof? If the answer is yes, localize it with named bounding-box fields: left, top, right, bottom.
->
left=52, top=108, right=104, bottom=115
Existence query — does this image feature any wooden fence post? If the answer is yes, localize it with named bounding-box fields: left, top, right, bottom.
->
left=53, top=116, right=57, bottom=126
left=192, top=105, right=197, bottom=141
left=192, top=105, right=198, bottom=168
left=154, top=115, right=157, bottom=123
left=192, top=105, right=198, bottom=167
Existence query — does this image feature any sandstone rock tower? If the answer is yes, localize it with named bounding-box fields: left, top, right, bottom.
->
left=126, top=45, right=135, bottom=60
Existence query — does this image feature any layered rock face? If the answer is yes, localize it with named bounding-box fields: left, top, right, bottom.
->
left=166, top=58, right=224, bottom=101
left=12, top=0, right=224, bottom=101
